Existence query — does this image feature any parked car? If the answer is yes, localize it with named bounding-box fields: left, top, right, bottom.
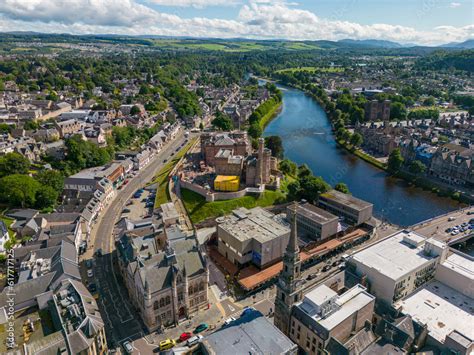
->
left=122, top=341, right=133, bottom=354
left=467, top=211, right=474, bottom=215
left=448, top=217, right=456, bottom=221
left=88, top=283, right=97, bottom=293
left=306, top=273, right=317, bottom=281
left=87, top=269, right=94, bottom=278
left=194, top=323, right=209, bottom=334
left=122, top=208, right=131, bottom=213
left=224, top=316, right=236, bottom=325
left=186, top=335, right=203, bottom=347
left=179, top=332, right=193, bottom=342
left=159, top=339, right=176, bottom=351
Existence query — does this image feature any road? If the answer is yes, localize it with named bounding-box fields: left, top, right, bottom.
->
left=82, top=128, right=193, bottom=350
left=90, top=129, right=187, bottom=255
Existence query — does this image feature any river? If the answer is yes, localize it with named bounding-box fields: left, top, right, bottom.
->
left=263, top=85, right=461, bottom=226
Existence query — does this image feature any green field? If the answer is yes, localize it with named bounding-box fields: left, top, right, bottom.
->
left=152, top=138, right=197, bottom=207
left=182, top=188, right=287, bottom=224
left=275, top=66, right=344, bottom=74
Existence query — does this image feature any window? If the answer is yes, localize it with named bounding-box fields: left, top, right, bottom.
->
left=294, top=294, right=298, bottom=302
left=165, top=296, right=171, bottom=305
left=159, top=298, right=165, bottom=307
left=178, top=292, right=184, bottom=302
left=199, top=282, right=205, bottom=291
left=193, top=284, right=199, bottom=293
left=188, top=286, right=193, bottom=295
left=153, top=301, right=159, bottom=310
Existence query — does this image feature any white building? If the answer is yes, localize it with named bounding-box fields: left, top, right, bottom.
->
left=348, top=230, right=448, bottom=304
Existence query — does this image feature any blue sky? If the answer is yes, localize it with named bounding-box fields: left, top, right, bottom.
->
left=0, top=0, right=472, bottom=45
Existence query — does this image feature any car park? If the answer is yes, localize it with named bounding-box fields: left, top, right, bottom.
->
left=186, top=335, right=203, bottom=347
left=123, top=341, right=133, bottom=354
left=159, top=339, right=176, bottom=351
left=194, top=323, right=209, bottom=333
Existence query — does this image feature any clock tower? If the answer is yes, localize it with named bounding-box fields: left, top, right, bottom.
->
left=274, top=203, right=303, bottom=336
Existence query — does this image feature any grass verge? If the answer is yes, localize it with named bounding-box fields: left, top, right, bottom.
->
left=259, top=101, right=282, bottom=130
left=152, top=138, right=197, bottom=208
left=182, top=188, right=287, bottom=224
left=336, top=140, right=387, bottom=170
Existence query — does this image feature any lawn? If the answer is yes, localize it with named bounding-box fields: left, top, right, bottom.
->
left=0, top=214, right=15, bottom=237
left=182, top=188, right=287, bottom=224
left=259, top=101, right=282, bottom=129
left=152, top=138, right=197, bottom=208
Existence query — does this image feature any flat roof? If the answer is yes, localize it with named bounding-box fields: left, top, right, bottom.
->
left=299, top=284, right=375, bottom=331
left=441, top=252, right=474, bottom=281
left=320, top=189, right=373, bottom=211
left=351, top=230, right=436, bottom=281
left=218, top=207, right=290, bottom=244
left=395, top=281, right=474, bottom=344
left=161, top=202, right=179, bottom=220
left=291, top=203, right=338, bottom=225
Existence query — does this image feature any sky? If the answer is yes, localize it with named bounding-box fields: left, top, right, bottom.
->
left=0, top=0, right=472, bottom=45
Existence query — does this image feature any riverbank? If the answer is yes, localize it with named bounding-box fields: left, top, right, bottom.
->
left=259, top=100, right=282, bottom=129
left=271, top=79, right=471, bottom=205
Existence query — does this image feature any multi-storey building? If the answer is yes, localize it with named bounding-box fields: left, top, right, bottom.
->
left=348, top=230, right=448, bottom=304
left=318, top=189, right=373, bottom=225
left=117, top=225, right=208, bottom=331
left=287, top=202, right=339, bottom=242
left=290, top=284, right=375, bottom=355
left=217, top=206, right=290, bottom=269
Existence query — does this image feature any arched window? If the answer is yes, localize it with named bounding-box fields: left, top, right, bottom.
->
left=153, top=301, right=159, bottom=310
left=193, top=284, right=198, bottom=293
left=188, top=286, right=193, bottom=295
left=165, top=296, right=171, bottom=305
left=199, top=282, right=205, bottom=291
left=159, top=298, right=165, bottom=307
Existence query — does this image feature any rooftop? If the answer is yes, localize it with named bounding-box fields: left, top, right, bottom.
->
left=320, top=189, right=373, bottom=211
left=298, top=284, right=375, bottom=331
left=290, top=202, right=338, bottom=224
left=440, top=252, right=474, bottom=282
left=202, top=310, right=296, bottom=354
left=350, top=230, right=438, bottom=281
left=395, top=280, right=474, bottom=345
left=217, top=207, right=290, bottom=244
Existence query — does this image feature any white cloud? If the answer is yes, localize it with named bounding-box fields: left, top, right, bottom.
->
left=449, top=2, right=461, bottom=8
left=0, top=0, right=471, bottom=45
left=149, top=0, right=240, bottom=8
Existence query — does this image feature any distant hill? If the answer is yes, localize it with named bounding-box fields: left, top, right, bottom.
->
left=337, top=39, right=404, bottom=48
left=440, top=39, right=474, bottom=49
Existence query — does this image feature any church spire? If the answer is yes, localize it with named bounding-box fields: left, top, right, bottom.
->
left=286, top=202, right=299, bottom=254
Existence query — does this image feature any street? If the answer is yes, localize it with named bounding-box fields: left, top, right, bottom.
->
left=81, top=128, right=192, bottom=351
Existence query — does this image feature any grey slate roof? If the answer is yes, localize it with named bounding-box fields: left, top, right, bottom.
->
left=202, top=310, right=297, bottom=355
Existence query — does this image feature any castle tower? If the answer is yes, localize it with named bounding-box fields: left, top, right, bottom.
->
left=274, top=203, right=303, bottom=335
left=256, top=137, right=265, bottom=186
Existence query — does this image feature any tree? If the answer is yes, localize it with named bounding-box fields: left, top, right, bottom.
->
left=212, top=111, right=233, bottom=131
left=298, top=164, right=312, bottom=179
left=265, top=136, right=284, bottom=159
left=35, top=185, right=59, bottom=209
left=342, top=129, right=352, bottom=143
left=0, top=174, right=41, bottom=208
left=0, top=152, right=31, bottom=177
left=390, top=102, right=407, bottom=120
left=409, top=160, right=427, bottom=175
left=35, top=169, right=64, bottom=192
left=423, top=96, right=436, bottom=106
left=248, top=123, right=262, bottom=139
left=350, top=132, right=363, bottom=147
left=130, top=105, right=141, bottom=115
left=279, top=159, right=297, bottom=176
left=388, top=148, right=404, bottom=174
left=299, top=175, right=330, bottom=203
left=335, top=182, right=350, bottom=194
left=468, top=106, right=474, bottom=116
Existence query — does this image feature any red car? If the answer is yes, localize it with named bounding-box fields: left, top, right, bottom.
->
left=179, top=332, right=192, bottom=342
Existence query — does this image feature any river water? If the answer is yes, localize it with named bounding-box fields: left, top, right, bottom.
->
left=264, top=85, right=461, bottom=226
